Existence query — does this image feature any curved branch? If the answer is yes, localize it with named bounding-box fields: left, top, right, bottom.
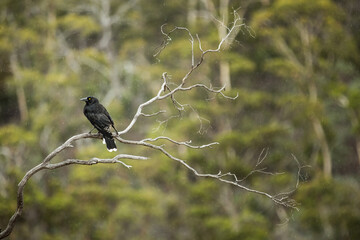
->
left=1, top=14, right=302, bottom=238
left=178, top=84, right=238, bottom=100
left=0, top=133, right=144, bottom=239
left=141, top=136, right=219, bottom=149
left=43, top=133, right=96, bottom=163
left=45, top=154, right=148, bottom=170
left=115, top=136, right=301, bottom=210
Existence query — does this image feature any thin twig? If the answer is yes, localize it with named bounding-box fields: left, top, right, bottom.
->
left=141, top=136, right=219, bottom=149
left=140, top=110, right=166, bottom=117
left=115, top=136, right=302, bottom=210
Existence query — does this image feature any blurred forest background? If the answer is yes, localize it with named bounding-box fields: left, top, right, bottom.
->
left=1, top=0, right=360, bottom=239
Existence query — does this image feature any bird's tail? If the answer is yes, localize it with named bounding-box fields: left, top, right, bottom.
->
left=102, top=135, right=117, bottom=152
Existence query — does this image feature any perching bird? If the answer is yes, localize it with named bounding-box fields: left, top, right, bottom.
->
left=81, top=96, right=118, bottom=152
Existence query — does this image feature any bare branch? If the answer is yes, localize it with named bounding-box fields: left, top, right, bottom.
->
left=140, top=110, right=166, bottom=117
left=178, top=84, right=238, bottom=100
left=0, top=13, right=304, bottom=238
left=42, top=133, right=93, bottom=164
left=124, top=16, right=241, bottom=137
left=152, top=114, right=181, bottom=133
left=141, top=136, right=219, bottom=149
left=45, top=154, right=148, bottom=170
left=273, top=154, right=311, bottom=202
left=0, top=133, right=144, bottom=239
left=115, top=136, right=301, bottom=210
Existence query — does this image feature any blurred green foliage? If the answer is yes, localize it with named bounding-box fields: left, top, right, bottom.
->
left=0, top=0, right=360, bottom=239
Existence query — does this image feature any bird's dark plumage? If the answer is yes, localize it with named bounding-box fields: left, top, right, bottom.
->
left=81, top=96, right=118, bottom=152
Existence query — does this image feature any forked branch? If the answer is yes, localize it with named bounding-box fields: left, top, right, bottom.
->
left=0, top=132, right=146, bottom=239
left=0, top=13, right=304, bottom=239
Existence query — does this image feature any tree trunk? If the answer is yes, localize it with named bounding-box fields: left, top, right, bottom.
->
left=311, top=117, right=332, bottom=178
left=217, top=0, right=231, bottom=89
left=219, top=61, right=231, bottom=89
left=308, top=79, right=332, bottom=178
left=10, top=53, right=28, bottom=123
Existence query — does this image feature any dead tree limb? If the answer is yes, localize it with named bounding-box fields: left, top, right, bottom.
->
left=0, top=13, right=305, bottom=239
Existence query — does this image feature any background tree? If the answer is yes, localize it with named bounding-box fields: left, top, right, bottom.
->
left=0, top=0, right=360, bottom=239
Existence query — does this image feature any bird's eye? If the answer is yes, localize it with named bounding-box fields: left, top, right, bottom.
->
left=88, top=97, right=92, bottom=101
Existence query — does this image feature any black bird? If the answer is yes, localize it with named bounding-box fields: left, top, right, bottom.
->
left=81, top=96, right=118, bottom=152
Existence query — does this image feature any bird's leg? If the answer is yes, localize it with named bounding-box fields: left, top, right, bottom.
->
left=88, top=127, right=96, bottom=134
left=112, top=125, right=119, bottom=135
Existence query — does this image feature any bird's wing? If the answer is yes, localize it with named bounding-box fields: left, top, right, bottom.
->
left=101, top=105, right=115, bottom=125
left=86, top=112, right=113, bottom=130
left=92, top=104, right=114, bottom=125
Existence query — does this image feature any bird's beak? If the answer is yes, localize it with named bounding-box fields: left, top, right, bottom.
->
left=80, top=97, right=87, bottom=102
